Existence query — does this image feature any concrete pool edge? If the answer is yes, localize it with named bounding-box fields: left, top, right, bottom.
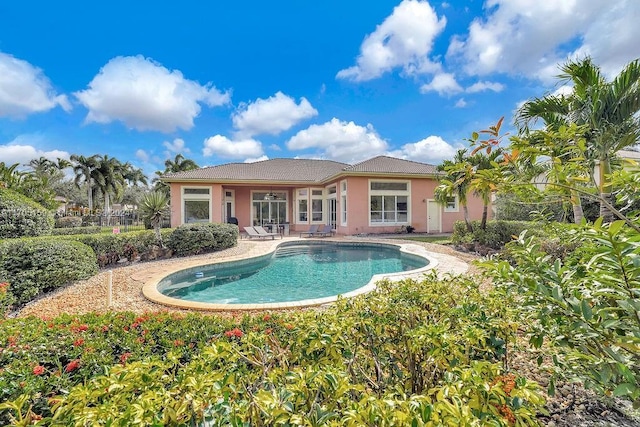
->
left=141, top=238, right=459, bottom=311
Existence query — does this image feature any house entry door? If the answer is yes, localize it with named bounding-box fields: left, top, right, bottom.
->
left=427, top=200, right=441, bottom=233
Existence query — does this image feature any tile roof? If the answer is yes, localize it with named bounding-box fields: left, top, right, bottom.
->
left=162, top=158, right=349, bottom=183
left=345, top=155, right=439, bottom=175
left=162, top=155, right=439, bottom=183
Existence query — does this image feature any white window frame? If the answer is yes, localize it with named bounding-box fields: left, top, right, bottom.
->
left=340, top=180, right=347, bottom=226
left=295, top=188, right=309, bottom=224
left=368, top=179, right=410, bottom=226
left=310, top=188, right=324, bottom=224
left=251, top=191, right=288, bottom=226
left=181, top=186, right=212, bottom=224
left=443, top=195, right=459, bottom=213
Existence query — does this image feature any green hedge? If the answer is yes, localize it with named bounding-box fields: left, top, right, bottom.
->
left=0, top=238, right=97, bottom=306
left=0, top=187, right=54, bottom=238
left=50, top=226, right=102, bottom=236
left=166, top=222, right=238, bottom=257
left=452, top=220, right=536, bottom=249
left=54, top=216, right=83, bottom=228
left=62, top=229, right=173, bottom=267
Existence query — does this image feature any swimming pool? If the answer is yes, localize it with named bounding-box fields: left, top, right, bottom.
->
left=144, top=241, right=437, bottom=310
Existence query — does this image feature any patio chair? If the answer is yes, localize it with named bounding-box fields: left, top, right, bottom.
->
left=300, top=224, right=320, bottom=237
left=254, top=225, right=282, bottom=239
left=244, top=226, right=275, bottom=240
left=316, top=224, right=335, bottom=237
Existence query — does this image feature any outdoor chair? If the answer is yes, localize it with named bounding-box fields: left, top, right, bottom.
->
left=254, top=225, right=282, bottom=239
left=316, top=224, right=335, bottom=237
left=244, top=226, right=275, bottom=240
left=300, top=224, right=320, bottom=237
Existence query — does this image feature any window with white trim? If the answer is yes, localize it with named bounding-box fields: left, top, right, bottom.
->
left=296, top=189, right=308, bottom=223
left=182, top=187, right=211, bottom=223
left=369, top=180, right=410, bottom=225
left=443, top=195, right=459, bottom=212
left=311, top=189, right=324, bottom=223
left=340, top=180, right=347, bottom=225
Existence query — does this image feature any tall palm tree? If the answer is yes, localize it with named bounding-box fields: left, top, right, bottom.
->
left=435, top=149, right=474, bottom=232
left=517, top=57, right=640, bottom=222
left=93, top=155, right=126, bottom=214
left=153, top=154, right=199, bottom=196
left=122, top=162, right=148, bottom=187
left=71, top=154, right=100, bottom=211
left=164, top=154, right=198, bottom=173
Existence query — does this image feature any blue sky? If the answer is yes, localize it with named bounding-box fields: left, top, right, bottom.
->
left=1, top=0, right=639, bottom=178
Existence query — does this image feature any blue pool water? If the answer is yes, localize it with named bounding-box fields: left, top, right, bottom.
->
left=158, top=242, right=428, bottom=304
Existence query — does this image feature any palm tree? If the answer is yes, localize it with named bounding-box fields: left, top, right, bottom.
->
left=153, top=154, right=198, bottom=196
left=122, top=163, right=148, bottom=187
left=93, top=155, right=126, bottom=214
left=139, top=191, right=169, bottom=247
left=164, top=154, right=198, bottom=173
left=517, top=57, right=640, bottom=222
left=435, top=149, right=474, bottom=232
left=71, top=154, right=100, bottom=211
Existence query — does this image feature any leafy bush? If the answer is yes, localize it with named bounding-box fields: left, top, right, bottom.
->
left=64, top=229, right=174, bottom=267
left=483, top=219, right=640, bottom=404
left=0, top=187, right=54, bottom=238
left=0, top=239, right=97, bottom=306
left=49, top=226, right=102, bottom=236
left=0, top=276, right=545, bottom=425
left=54, top=216, right=82, bottom=228
left=166, top=222, right=238, bottom=257
left=452, top=220, right=536, bottom=249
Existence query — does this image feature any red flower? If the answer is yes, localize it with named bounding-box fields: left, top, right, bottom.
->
left=284, top=323, right=294, bottom=330
left=0, top=282, right=8, bottom=294
left=265, top=328, right=273, bottom=335
left=101, top=325, right=109, bottom=333
left=73, top=338, right=84, bottom=347
left=262, top=314, right=271, bottom=322
left=33, top=365, right=45, bottom=375
left=173, top=339, right=184, bottom=347
left=224, top=328, right=244, bottom=338
left=120, top=352, right=132, bottom=364
left=71, top=324, right=89, bottom=333
left=65, top=359, right=80, bottom=373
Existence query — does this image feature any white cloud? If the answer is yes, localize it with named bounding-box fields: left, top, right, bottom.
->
left=447, top=0, right=640, bottom=81
left=232, top=92, right=318, bottom=137
left=286, top=118, right=388, bottom=163
left=135, top=149, right=150, bottom=163
left=0, top=52, right=70, bottom=118
left=466, top=81, right=504, bottom=93
left=388, top=135, right=462, bottom=164
left=75, top=55, right=230, bottom=132
left=455, top=98, right=468, bottom=108
left=337, top=0, right=446, bottom=81
left=551, top=85, right=573, bottom=97
left=163, top=138, right=190, bottom=154
left=244, top=155, right=269, bottom=163
left=0, top=137, right=70, bottom=167
left=202, top=135, right=264, bottom=160
left=420, top=72, right=462, bottom=95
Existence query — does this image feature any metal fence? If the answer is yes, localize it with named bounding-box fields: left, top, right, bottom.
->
left=56, top=211, right=171, bottom=232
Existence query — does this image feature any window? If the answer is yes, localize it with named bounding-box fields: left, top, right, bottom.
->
left=443, top=195, right=459, bottom=212
left=296, top=189, right=308, bottom=223
left=369, top=180, right=410, bottom=225
left=340, top=180, right=347, bottom=225
left=311, top=188, right=324, bottom=223
left=182, top=187, right=211, bottom=223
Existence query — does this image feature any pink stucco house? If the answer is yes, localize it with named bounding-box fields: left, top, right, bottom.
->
left=162, top=156, right=487, bottom=235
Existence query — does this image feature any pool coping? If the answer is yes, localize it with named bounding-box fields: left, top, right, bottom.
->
left=141, top=238, right=447, bottom=311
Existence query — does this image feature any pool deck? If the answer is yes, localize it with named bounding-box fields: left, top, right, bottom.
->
left=139, top=236, right=470, bottom=311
